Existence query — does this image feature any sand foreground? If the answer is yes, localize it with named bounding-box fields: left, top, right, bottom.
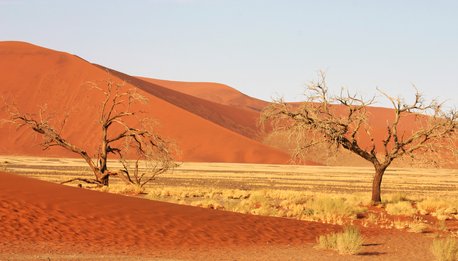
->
left=0, top=172, right=438, bottom=260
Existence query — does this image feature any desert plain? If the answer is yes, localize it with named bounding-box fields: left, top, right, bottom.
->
left=0, top=41, right=457, bottom=261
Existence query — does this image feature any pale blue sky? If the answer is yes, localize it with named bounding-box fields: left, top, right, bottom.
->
left=1, top=0, right=457, bottom=107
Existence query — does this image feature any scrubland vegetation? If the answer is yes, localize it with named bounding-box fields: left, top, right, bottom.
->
left=3, top=157, right=458, bottom=227
left=145, top=186, right=367, bottom=224
left=2, top=156, right=458, bottom=257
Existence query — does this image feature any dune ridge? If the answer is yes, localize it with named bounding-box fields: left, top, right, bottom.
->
left=138, top=77, right=268, bottom=112
left=1, top=41, right=453, bottom=167
left=99, top=65, right=261, bottom=139
left=0, top=41, right=291, bottom=164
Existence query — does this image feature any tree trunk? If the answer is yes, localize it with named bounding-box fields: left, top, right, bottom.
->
left=99, top=175, right=109, bottom=186
left=94, top=170, right=109, bottom=186
left=371, top=166, right=386, bottom=204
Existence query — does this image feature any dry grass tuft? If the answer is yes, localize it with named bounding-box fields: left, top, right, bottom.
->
left=190, top=199, right=224, bottom=210
left=431, top=237, right=458, bottom=261
left=385, top=201, right=417, bottom=216
left=306, top=196, right=365, bottom=224
left=317, top=233, right=338, bottom=250
left=316, top=226, right=363, bottom=255
left=383, top=192, right=409, bottom=204
left=97, top=183, right=144, bottom=195
left=408, top=221, right=428, bottom=233
left=418, top=198, right=458, bottom=220
left=393, top=220, right=409, bottom=230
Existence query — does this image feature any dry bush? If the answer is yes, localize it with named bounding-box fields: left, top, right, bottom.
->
left=385, top=201, right=417, bottom=216
left=307, top=197, right=366, bottom=224
left=222, top=189, right=250, bottom=199
left=317, top=233, right=338, bottom=250
left=316, top=226, right=363, bottom=255
left=97, top=183, right=144, bottom=195
left=393, top=220, right=409, bottom=229
left=432, top=237, right=458, bottom=261
left=408, top=221, right=428, bottom=233
left=418, top=198, right=458, bottom=220
left=362, top=212, right=380, bottom=227
left=383, top=192, right=409, bottom=204
left=190, top=199, right=224, bottom=210
left=367, top=213, right=379, bottom=223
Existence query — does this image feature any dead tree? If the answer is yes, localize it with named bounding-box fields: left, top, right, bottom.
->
left=6, top=80, right=175, bottom=187
left=261, top=72, right=457, bottom=204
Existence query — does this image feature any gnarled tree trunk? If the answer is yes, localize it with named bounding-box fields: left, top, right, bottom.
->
left=95, top=171, right=109, bottom=186
left=371, top=165, right=387, bottom=204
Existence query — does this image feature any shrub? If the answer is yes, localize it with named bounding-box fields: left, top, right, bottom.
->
left=190, top=199, right=223, bottom=210
left=418, top=198, right=458, bottom=220
left=98, top=183, right=144, bottom=195
left=385, top=201, right=416, bottom=216
left=317, top=233, right=338, bottom=250
left=408, top=221, right=428, bottom=233
left=316, top=226, right=363, bottom=255
left=308, top=197, right=364, bottom=224
left=336, top=226, right=364, bottom=255
left=393, top=220, right=408, bottom=230
left=383, top=192, right=409, bottom=204
left=431, top=237, right=458, bottom=261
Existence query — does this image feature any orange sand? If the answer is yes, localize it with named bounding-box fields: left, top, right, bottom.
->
left=0, top=41, right=290, bottom=164
left=0, top=172, right=337, bottom=257
left=0, top=172, right=437, bottom=260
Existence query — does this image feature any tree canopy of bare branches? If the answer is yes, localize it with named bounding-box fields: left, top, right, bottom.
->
left=261, top=72, right=457, bottom=204
left=6, top=80, right=175, bottom=188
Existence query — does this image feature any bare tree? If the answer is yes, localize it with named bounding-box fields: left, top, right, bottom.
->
left=6, top=80, right=175, bottom=187
left=261, top=72, right=457, bottom=204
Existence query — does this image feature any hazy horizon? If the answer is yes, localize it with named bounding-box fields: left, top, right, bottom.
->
left=1, top=0, right=457, bottom=107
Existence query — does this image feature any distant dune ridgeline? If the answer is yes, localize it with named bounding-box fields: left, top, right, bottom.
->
left=0, top=41, right=291, bottom=164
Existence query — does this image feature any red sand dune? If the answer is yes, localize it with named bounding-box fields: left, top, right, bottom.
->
left=138, top=77, right=268, bottom=113
left=0, top=41, right=452, bottom=166
left=101, top=66, right=261, bottom=139
left=0, top=41, right=290, bottom=164
left=0, top=172, right=338, bottom=257
left=142, top=77, right=447, bottom=162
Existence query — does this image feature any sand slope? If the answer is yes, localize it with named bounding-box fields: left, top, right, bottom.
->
left=138, top=77, right=268, bottom=113
left=0, top=41, right=290, bottom=164
left=0, top=172, right=437, bottom=260
left=0, top=172, right=337, bottom=258
left=103, top=67, right=261, bottom=139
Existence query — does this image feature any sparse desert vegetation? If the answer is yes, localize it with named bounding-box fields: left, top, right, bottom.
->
left=2, top=156, right=458, bottom=236
left=316, top=226, right=363, bottom=255
left=0, top=1, right=457, bottom=259
left=261, top=72, right=457, bottom=204
left=385, top=201, right=417, bottom=216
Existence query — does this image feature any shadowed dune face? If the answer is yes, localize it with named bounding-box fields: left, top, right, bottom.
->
left=101, top=66, right=261, bottom=140
left=137, top=77, right=268, bottom=113
left=0, top=41, right=290, bottom=164
left=0, top=172, right=338, bottom=256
